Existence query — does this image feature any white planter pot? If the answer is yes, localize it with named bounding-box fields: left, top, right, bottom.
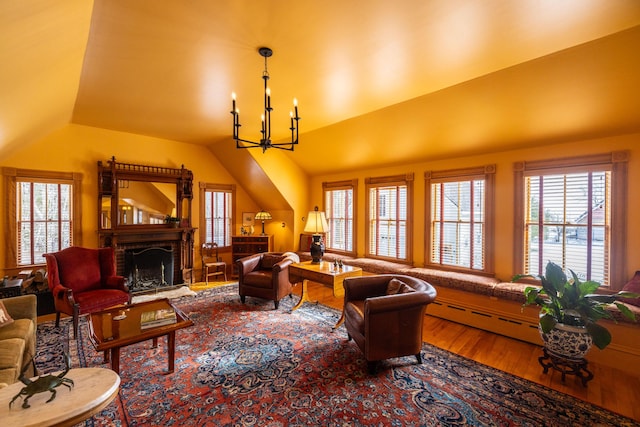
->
left=539, top=322, right=593, bottom=360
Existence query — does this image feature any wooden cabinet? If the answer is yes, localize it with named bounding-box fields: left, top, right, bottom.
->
left=232, top=235, right=273, bottom=275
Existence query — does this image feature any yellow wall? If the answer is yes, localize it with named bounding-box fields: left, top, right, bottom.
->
left=309, top=132, right=640, bottom=283
left=0, top=124, right=270, bottom=272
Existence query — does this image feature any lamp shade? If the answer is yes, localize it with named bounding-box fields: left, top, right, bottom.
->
left=255, top=211, right=272, bottom=221
left=304, top=208, right=329, bottom=234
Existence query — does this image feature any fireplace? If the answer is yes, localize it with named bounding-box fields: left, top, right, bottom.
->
left=99, top=227, right=195, bottom=294
left=124, top=247, right=174, bottom=293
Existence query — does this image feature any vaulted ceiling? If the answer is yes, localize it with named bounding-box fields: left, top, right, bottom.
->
left=2, top=1, right=640, bottom=175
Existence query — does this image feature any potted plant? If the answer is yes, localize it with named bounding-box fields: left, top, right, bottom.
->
left=164, top=215, right=180, bottom=227
left=514, top=261, right=637, bottom=358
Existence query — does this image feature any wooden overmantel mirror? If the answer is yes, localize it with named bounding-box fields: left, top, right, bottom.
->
left=97, top=157, right=196, bottom=286
left=97, top=156, right=193, bottom=230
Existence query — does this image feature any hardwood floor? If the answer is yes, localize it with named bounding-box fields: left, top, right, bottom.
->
left=303, top=280, right=640, bottom=422
left=38, top=280, right=640, bottom=421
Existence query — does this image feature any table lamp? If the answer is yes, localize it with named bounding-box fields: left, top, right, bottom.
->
left=303, top=206, right=329, bottom=263
left=255, top=210, right=272, bottom=235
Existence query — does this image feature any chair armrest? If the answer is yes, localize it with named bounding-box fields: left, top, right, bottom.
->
left=105, top=275, right=128, bottom=292
left=273, top=257, right=293, bottom=273
left=51, top=283, right=76, bottom=306
left=237, top=253, right=262, bottom=277
left=2, top=294, right=36, bottom=324
left=365, top=292, right=435, bottom=315
left=344, top=276, right=389, bottom=302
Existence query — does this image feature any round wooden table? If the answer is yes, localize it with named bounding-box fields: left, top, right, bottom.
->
left=0, top=368, right=120, bottom=427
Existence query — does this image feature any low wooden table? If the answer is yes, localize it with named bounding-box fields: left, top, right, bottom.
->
left=289, top=261, right=362, bottom=329
left=88, top=299, right=193, bottom=375
left=1, top=368, right=119, bottom=427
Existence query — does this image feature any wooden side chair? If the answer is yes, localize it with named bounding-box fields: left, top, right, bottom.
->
left=201, top=242, right=227, bottom=284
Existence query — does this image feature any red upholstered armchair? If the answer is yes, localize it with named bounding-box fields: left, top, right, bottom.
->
left=343, top=274, right=437, bottom=373
left=237, top=252, right=295, bottom=309
left=44, top=246, right=131, bottom=338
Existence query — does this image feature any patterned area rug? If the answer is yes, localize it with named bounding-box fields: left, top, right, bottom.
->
left=34, top=284, right=638, bottom=426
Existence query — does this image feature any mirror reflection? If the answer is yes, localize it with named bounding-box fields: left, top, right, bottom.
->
left=117, top=180, right=176, bottom=225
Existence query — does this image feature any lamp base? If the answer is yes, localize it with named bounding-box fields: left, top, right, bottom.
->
left=309, top=234, right=325, bottom=263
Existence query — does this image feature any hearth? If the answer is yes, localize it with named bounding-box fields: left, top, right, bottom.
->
left=124, top=247, right=174, bottom=293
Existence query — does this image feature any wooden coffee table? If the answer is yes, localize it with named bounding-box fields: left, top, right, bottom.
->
left=0, top=368, right=119, bottom=427
left=289, top=261, right=362, bottom=329
left=88, top=298, right=193, bottom=374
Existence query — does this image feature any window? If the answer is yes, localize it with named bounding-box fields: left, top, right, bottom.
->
left=425, top=165, right=495, bottom=273
left=514, top=152, right=628, bottom=289
left=199, top=183, right=235, bottom=248
left=3, top=168, right=82, bottom=268
left=323, top=180, right=357, bottom=255
left=365, top=174, right=413, bottom=262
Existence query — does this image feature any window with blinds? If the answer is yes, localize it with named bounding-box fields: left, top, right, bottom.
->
left=365, top=174, right=413, bottom=261
left=514, top=152, right=628, bottom=289
left=17, top=181, right=73, bottom=265
left=431, top=180, right=485, bottom=270
left=323, top=181, right=355, bottom=254
left=523, top=171, right=611, bottom=284
left=425, top=165, right=495, bottom=274
left=200, top=183, right=235, bottom=248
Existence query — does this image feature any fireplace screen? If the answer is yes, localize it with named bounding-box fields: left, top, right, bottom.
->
left=124, top=247, right=174, bottom=293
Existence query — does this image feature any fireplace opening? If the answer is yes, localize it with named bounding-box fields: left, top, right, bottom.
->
left=124, top=247, right=174, bottom=293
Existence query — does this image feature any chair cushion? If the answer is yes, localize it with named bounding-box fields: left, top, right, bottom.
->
left=386, top=278, right=406, bottom=295
left=260, top=254, right=285, bottom=269
left=0, top=319, right=33, bottom=343
left=74, top=289, right=130, bottom=314
left=0, top=338, right=25, bottom=383
left=622, top=271, right=640, bottom=307
left=243, top=271, right=273, bottom=289
left=0, top=301, right=14, bottom=329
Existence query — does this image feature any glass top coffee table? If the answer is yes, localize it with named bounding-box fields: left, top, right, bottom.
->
left=88, top=298, right=193, bottom=374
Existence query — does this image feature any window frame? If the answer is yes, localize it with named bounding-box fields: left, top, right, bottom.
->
left=365, top=173, right=413, bottom=263
left=3, top=167, right=82, bottom=271
left=198, top=182, right=236, bottom=250
left=425, top=165, right=495, bottom=275
left=322, top=179, right=357, bottom=257
left=513, top=152, right=628, bottom=289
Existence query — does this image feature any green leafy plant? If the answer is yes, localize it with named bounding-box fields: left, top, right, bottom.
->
left=164, top=215, right=180, bottom=223
left=513, top=261, right=638, bottom=350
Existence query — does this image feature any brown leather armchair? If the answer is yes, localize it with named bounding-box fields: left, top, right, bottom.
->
left=343, top=274, right=437, bottom=373
left=44, top=246, right=131, bottom=338
left=237, top=252, right=295, bottom=309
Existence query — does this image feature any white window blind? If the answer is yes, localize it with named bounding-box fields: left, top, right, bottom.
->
left=204, top=189, right=232, bottom=247
left=325, top=188, right=354, bottom=252
left=431, top=179, right=485, bottom=270
left=17, top=181, right=73, bottom=265
left=368, top=184, right=408, bottom=259
left=523, top=170, right=611, bottom=284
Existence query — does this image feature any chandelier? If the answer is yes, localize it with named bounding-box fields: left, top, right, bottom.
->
left=231, top=47, right=300, bottom=153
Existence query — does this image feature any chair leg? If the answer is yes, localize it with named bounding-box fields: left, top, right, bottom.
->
left=367, top=361, right=377, bottom=375
left=415, top=353, right=423, bottom=364
left=55, top=312, right=61, bottom=328
left=274, top=300, right=279, bottom=310
left=72, top=306, right=80, bottom=340
left=240, top=295, right=245, bottom=304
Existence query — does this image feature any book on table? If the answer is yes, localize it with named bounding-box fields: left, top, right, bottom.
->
left=140, top=308, right=177, bottom=329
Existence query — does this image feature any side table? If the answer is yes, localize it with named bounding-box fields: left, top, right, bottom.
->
left=1, top=367, right=120, bottom=427
left=0, top=278, right=23, bottom=299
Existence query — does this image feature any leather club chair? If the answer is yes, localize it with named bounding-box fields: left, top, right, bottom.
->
left=44, top=246, right=131, bottom=338
left=237, top=252, right=295, bottom=309
left=343, top=274, right=437, bottom=373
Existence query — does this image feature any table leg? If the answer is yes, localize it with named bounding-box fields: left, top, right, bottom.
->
left=152, top=337, right=158, bottom=348
left=332, top=311, right=346, bottom=330
left=167, top=331, right=176, bottom=373
left=291, top=280, right=310, bottom=312
left=111, top=348, right=120, bottom=374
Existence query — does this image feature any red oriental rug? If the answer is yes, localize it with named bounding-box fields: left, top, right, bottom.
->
left=34, top=284, right=638, bottom=426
